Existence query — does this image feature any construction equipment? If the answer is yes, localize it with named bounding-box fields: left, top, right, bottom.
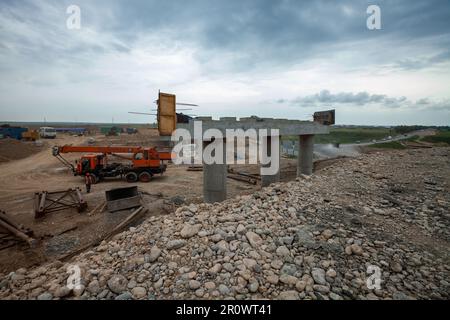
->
left=52, top=145, right=173, bottom=183
left=129, top=91, right=198, bottom=136
left=105, top=186, right=141, bottom=212
left=39, top=126, right=57, bottom=139
left=0, top=211, right=37, bottom=248
left=22, top=130, right=39, bottom=141
left=34, top=188, right=87, bottom=218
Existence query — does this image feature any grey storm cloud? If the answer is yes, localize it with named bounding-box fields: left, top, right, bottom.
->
left=281, top=90, right=450, bottom=112
left=289, top=90, right=408, bottom=108
left=100, top=1, right=450, bottom=46
left=92, top=0, right=450, bottom=70
left=417, top=99, right=450, bottom=111
left=394, top=49, right=450, bottom=70
left=1, top=0, right=450, bottom=72
left=0, top=0, right=449, bottom=124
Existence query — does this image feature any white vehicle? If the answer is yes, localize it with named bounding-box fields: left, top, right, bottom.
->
left=39, top=127, right=56, bottom=139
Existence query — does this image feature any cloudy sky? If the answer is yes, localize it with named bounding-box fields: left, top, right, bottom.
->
left=0, top=0, right=449, bottom=125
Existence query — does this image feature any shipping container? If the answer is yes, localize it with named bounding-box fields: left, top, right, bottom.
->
left=0, top=125, right=28, bottom=140
left=100, top=126, right=120, bottom=136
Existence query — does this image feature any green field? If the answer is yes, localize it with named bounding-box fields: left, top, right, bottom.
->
left=368, top=141, right=406, bottom=150
left=421, top=131, right=450, bottom=144
left=369, top=130, right=450, bottom=149
left=284, top=126, right=450, bottom=145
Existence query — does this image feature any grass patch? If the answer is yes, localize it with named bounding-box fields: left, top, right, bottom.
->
left=405, top=135, right=420, bottom=142
left=421, top=131, right=450, bottom=144
left=369, top=141, right=406, bottom=149
left=282, top=126, right=450, bottom=145
left=393, top=125, right=429, bottom=134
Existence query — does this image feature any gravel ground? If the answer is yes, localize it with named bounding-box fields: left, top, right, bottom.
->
left=1, top=147, right=449, bottom=300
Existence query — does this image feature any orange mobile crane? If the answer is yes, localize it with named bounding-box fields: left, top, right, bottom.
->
left=52, top=145, right=173, bottom=183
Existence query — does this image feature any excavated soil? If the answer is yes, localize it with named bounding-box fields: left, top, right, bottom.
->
left=0, top=139, right=45, bottom=163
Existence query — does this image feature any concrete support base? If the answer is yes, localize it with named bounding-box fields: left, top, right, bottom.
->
left=155, top=135, right=174, bottom=148
left=260, top=135, right=281, bottom=187
left=203, top=140, right=227, bottom=203
left=180, top=117, right=329, bottom=202
left=298, top=134, right=314, bottom=176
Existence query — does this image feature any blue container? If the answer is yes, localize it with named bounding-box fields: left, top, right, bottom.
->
left=0, top=127, right=28, bottom=140
left=55, top=128, right=86, bottom=134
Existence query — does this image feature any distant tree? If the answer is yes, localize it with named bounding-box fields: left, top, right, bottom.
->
left=394, top=125, right=428, bottom=134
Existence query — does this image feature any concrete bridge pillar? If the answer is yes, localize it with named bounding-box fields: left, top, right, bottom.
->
left=203, top=139, right=227, bottom=203
left=298, top=134, right=314, bottom=176
left=260, top=135, right=281, bottom=187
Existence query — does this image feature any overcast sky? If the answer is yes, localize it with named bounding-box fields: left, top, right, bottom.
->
left=0, top=0, right=449, bottom=125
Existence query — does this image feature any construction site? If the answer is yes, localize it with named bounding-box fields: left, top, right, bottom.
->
left=0, top=92, right=328, bottom=273
left=0, top=91, right=449, bottom=301
left=0, top=1, right=449, bottom=305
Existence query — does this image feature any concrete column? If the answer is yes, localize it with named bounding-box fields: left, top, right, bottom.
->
left=190, top=138, right=199, bottom=166
left=203, top=139, right=227, bottom=203
left=297, top=134, right=314, bottom=176
left=260, top=135, right=281, bottom=187
left=157, top=135, right=174, bottom=149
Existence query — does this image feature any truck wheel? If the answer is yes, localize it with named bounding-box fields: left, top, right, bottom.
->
left=139, top=171, right=152, bottom=182
left=125, top=172, right=138, bottom=183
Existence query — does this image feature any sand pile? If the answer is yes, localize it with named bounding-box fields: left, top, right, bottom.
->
left=0, top=139, right=43, bottom=163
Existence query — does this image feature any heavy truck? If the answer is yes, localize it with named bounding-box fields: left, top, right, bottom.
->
left=52, top=145, right=173, bottom=183
left=22, top=130, right=39, bottom=141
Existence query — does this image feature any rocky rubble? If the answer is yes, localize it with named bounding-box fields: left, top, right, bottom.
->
left=0, top=147, right=449, bottom=300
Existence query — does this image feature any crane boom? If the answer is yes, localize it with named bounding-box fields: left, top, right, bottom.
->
left=53, top=145, right=144, bottom=156
left=52, top=145, right=173, bottom=161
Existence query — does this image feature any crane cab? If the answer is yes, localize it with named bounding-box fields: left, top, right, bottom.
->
left=132, top=148, right=161, bottom=168
left=76, top=154, right=106, bottom=175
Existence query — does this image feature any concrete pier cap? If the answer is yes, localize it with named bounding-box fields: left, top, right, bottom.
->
left=176, top=117, right=329, bottom=203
